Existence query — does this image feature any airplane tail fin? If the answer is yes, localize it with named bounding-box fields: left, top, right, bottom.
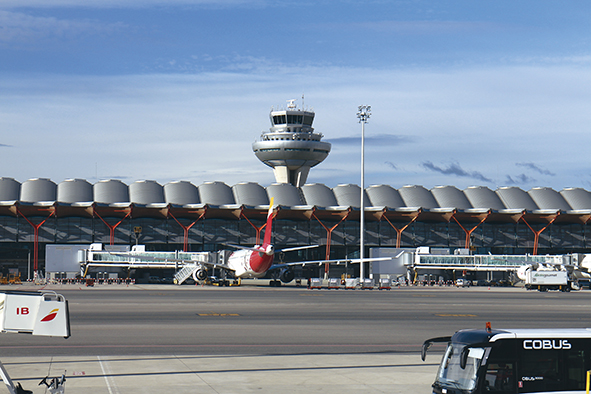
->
left=262, top=197, right=274, bottom=247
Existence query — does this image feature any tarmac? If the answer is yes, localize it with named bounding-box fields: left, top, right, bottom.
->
left=3, top=353, right=438, bottom=393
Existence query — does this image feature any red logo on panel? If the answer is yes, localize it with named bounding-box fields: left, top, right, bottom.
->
left=40, top=309, right=59, bottom=322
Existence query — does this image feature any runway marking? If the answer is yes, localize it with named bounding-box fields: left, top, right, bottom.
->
left=197, top=313, right=240, bottom=317
left=98, top=356, right=120, bottom=394
left=435, top=314, right=477, bottom=317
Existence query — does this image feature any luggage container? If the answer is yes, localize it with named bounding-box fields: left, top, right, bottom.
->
left=345, top=278, right=358, bottom=289
left=361, top=278, right=374, bottom=289
left=378, top=278, right=391, bottom=290
left=327, top=278, right=340, bottom=289
left=309, top=278, right=322, bottom=289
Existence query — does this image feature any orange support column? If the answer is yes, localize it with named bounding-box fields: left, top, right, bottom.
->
left=451, top=211, right=490, bottom=250
left=169, top=208, right=207, bottom=252
left=312, top=208, right=350, bottom=274
left=16, top=206, right=55, bottom=273
left=94, top=209, right=131, bottom=245
left=382, top=214, right=419, bottom=248
left=520, top=214, right=559, bottom=255
left=241, top=207, right=276, bottom=245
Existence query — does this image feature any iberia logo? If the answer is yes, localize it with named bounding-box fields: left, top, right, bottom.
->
left=40, top=309, right=59, bottom=322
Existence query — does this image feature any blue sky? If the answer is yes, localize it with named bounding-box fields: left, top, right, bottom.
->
left=1, top=0, right=591, bottom=192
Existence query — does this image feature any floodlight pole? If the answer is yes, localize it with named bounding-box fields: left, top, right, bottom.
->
left=357, top=105, right=371, bottom=281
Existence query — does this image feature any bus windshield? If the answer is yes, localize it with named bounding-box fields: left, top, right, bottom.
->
left=436, top=343, right=485, bottom=391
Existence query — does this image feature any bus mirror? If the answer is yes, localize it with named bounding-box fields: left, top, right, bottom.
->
left=421, top=336, right=451, bottom=362
left=460, top=347, right=469, bottom=369
left=421, top=341, right=432, bottom=361
left=460, top=347, right=485, bottom=369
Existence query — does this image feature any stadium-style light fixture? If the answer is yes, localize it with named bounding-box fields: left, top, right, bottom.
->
left=356, top=105, right=371, bottom=281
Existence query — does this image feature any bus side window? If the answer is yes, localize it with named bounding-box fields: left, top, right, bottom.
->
left=483, top=362, right=514, bottom=392
left=566, top=350, right=585, bottom=390
left=520, top=351, right=562, bottom=392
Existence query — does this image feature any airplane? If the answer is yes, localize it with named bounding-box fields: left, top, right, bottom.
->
left=82, top=198, right=390, bottom=286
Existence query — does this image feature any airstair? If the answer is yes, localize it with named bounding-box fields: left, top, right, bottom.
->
left=174, top=264, right=199, bottom=285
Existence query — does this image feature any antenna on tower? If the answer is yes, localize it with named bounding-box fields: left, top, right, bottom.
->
left=302, top=93, right=305, bottom=110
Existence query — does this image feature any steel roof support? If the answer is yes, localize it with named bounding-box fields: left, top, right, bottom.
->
left=168, top=208, right=207, bottom=252
left=15, top=206, right=55, bottom=274
left=312, top=208, right=351, bottom=276
left=93, top=209, right=131, bottom=245
left=451, top=211, right=491, bottom=250
left=520, top=214, right=559, bottom=255
left=382, top=213, right=419, bottom=248
left=240, top=206, right=276, bottom=246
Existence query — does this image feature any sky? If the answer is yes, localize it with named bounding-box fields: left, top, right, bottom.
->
left=1, top=0, right=591, bottom=192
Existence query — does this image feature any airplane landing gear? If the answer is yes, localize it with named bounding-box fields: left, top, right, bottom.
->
left=269, top=280, right=281, bottom=287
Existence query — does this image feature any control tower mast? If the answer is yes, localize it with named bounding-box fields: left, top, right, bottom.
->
left=252, top=99, right=331, bottom=187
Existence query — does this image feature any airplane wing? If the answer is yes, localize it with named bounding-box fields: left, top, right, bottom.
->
left=276, top=245, right=319, bottom=253
left=222, top=244, right=319, bottom=253
left=269, top=256, right=392, bottom=271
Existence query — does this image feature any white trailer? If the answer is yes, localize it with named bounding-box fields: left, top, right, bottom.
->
left=525, top=270, right=571, bottom=292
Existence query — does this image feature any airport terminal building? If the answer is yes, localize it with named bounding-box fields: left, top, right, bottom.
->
left=3, top=101, right=591, bottom=279
left=2, top=176, right=591, bottom=278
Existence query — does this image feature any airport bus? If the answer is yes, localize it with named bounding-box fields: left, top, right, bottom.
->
left=422, top=324, right=591, bottom=394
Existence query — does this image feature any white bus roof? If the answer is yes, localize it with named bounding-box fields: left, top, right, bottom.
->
left=490, top=328, right=591, bottom=342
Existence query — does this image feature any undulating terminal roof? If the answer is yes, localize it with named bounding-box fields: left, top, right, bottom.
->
left=1, top=177, right=591, bottom=226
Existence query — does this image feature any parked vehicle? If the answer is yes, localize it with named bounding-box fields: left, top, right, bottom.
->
left=422, top=324, right=591, bottom=394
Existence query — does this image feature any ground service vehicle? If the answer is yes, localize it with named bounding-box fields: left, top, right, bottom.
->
left=422, top=324, right=591, bottom=394
left=524, top=270, right=571, bottom=292
left=456, top=278, right=471, bottom=287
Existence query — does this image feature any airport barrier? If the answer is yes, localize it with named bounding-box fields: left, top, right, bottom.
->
left=48, top=278, right=135, bottom=286
left=303, top=277, right=468, bottom=290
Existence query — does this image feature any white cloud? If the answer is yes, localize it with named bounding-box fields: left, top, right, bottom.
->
left=0, top=0, right=266, bottom=9
left=1, top=62, right=590, bottom=190
left=0, top=10, right=126, bottom=44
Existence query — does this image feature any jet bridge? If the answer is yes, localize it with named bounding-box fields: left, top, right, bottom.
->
left=411, top=253, right=566, bottom=272
left=79, top=243, right=217, bottom=279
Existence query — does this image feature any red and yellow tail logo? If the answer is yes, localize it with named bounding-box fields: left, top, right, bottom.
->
left=40, top=309, right=59, bottom=322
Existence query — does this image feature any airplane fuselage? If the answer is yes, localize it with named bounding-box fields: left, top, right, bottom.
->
left=227, top=248, right=274, bottom=278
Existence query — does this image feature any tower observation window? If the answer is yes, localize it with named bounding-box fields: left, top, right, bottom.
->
left=303, top=115, right=314, bottom=126
left=287, top=114, right=303, bottom=125
left=273, top=115, right=287, bottom=125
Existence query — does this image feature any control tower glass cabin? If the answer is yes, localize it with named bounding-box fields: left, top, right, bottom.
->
left=252, top=99, right=331, bottom=187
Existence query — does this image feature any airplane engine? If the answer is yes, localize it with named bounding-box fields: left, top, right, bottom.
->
left=193, top=269, right=208, bottom=281
left=280, top=268, right=295, bottom=283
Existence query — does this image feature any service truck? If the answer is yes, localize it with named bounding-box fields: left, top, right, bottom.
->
left=524, top=269, right=571, bottom=292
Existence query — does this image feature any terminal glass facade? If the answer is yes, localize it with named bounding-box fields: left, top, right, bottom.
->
left=0, top=215, right=588, bottom=275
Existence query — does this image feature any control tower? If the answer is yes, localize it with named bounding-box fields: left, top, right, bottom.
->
left=252, top=99, right=331, bottom=187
